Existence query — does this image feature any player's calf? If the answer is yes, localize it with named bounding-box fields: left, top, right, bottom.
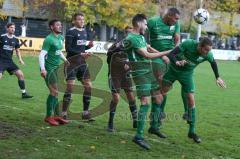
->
left=14, top=70, right=33, bottom=98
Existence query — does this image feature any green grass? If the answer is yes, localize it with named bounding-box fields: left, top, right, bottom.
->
left=0, top=55, right=239, bottom=159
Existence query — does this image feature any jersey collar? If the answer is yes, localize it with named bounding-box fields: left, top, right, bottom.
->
left=6, top=33, right=14, bottom=39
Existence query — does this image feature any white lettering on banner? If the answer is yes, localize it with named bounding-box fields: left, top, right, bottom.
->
left=212, top=49, right=240, bottom=60
left=85, top=41, right=113, bottom=54
left=18, top=37, right=113, bottom=54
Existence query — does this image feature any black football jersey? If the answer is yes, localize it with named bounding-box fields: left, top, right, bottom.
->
left=65, top=27, right=90, bottom=58
left=0, top=34, right=20, bottom=61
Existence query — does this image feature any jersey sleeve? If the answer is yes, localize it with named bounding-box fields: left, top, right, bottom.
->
left=174, top=21, right=180, bottom=34
left=133, top=37, right=146, bottom=50
left=60, top=35, right=64, bottom=42
left=206, top=51, right=215, bottom=63
left=42, top=37, right=52, bottom=52
left=15, top=38, right=20, bottom=49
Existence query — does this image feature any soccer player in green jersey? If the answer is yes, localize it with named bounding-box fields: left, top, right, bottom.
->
left=160, top=37, right=226, bottom=143
left=39, top=19, right=70, bottom=126
left=124, top=14, right=172, bottom=150
left=147, top=8, right=184, bottom=121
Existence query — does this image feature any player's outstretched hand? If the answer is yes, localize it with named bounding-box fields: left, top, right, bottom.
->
left=176, top=60, right=187, bottom=66
left=88, top=41, right=94, bottom=48
left=19, top=59, right=25, bottom=65
left=216, top=77, right=226, bottom=88
left=41, top=70, right=47, bottom=78
left=162, top=56, right=170, bottom=64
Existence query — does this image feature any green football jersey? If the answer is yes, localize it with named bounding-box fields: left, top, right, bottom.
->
left=124, top=33, right=151, bottom=75
left=170, top=39, right=214, bottom=71
left=147, top=16, right=180, bottom=51
left=42, top=33, right=64, bottom=69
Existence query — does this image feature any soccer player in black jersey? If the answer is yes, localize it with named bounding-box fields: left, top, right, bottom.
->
left=0, top=22, right=33, bottom=99
left=61, top=13, right=94, bottom=120
left=106, top=26, right=138, bottom=132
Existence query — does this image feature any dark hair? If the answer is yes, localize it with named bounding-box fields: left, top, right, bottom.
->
left=6, top=22, right=15, bottom=28
left=72, top=12, right=84, bottom=21
left=132, top=13, right=147, bottom=27
left=48, top=19, right=60, bottom=29
left=167, top=8, right=180, bottom=16
left=199, top=37, right=213, bottom=47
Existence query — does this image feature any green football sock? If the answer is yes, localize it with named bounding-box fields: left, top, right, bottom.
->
left=181, top=88, right=188, bottom=113
left=150, top=102, right=161, bottom=130
left=136, top=104, right=150, bottom=139
left=46, top=94, right=55, bottom=117
left=54, top=96, right=60, bottom=116
left=160, top=95, right=167, bottom=113
left=188, top=107, right=196, bottom=134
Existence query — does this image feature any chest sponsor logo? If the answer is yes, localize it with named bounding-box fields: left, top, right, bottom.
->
left=170, top=26, right=175, bottom=31
left=77, top=40, right=87, bottom=45
left=157, top=35, right=173, bottom=40
left=3, top=45, right=14, bottom=51
left=55, top=50, right=62, bottom=55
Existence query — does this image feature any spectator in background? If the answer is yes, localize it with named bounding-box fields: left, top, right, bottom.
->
left=21, top=24, right=27, bottom=37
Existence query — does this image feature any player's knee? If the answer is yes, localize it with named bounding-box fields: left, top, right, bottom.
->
left=16, top=70, right=24, bottom=80
left=0, top=73, right=2, bottom=80
left=154, top=95, right=163, bottom=104
left=186, top=93, right=195, bottom=107
left=50, top=88, right=58, bottom=96
left=112, top=93, right=120, bottom=103
left=84, top=81, right=92, bottom=90
left=140, top=96, right=149, bottom=105
left=54, top=91, right=59, bottom=97
left=66, top=84, right=73, bottom=93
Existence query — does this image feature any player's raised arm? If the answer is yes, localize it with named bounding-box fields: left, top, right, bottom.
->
left=198, top=37, right=226, bottom=88
left=209, top=60, right=226, bottom=88
left=174, top=33, right=180, bottom=46
left=147, top=45, right=171, bottom=63
left=173, top=21, right=181, bottom=47
left=137, top=47, right=171, bottom=59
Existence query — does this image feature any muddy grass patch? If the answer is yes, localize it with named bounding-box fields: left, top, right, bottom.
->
left=0, top=121, right=35, bottom=139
